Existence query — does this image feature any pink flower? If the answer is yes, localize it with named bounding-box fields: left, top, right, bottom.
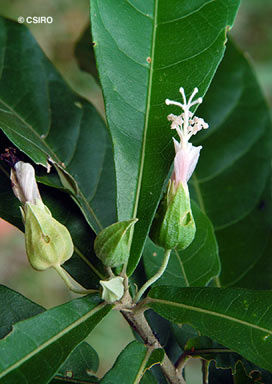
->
left=172, top=140, right=202, bottom=191
left=165, top=87, right=208, bottom=192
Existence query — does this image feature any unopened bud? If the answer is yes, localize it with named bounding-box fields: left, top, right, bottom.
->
left=10, top=161, right=74, bottom=270
left=150, top=181, right=196, bottom=250
left=11, top=161, right=41, bottom=205
left=100, top=276, right=124, bottom=303
left=24, top=201, right=74, bottom=270
left=94, top=219, right=138, bottom=268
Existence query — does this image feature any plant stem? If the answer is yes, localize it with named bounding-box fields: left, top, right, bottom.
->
left=175, top=353, right=191, bottom=380
left=134, top=249, right=171, bottom=303
left=122, top=309, right=185, bottom=384
left=54, top=265, right=99, bottom=295
left=106, top=266, right=115, bottom=277
left=202, top=359, right=209, bottom=384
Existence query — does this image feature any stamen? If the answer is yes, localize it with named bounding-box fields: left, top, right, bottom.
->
left=165, top=86, right=208, bottom=148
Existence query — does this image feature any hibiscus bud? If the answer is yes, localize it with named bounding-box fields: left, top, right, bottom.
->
left=100, top=276, right=124, bottom=303
left=150, top=87, right=209, bottom=250
left=11, top=161, right=73, bottom=270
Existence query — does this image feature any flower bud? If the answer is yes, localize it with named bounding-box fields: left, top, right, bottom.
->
left=150, top=181, right=196, bottom=250
left=150, top=87, right=209, bottom=250
left=24, top=201, right=74, bottom=270
left=100, top=276, right=124, bottom=303
left=10, top=161, right=74, bottom=270
left=11, top=161, right=41, bottom=206
left=94, top=219, right=138, bottom=268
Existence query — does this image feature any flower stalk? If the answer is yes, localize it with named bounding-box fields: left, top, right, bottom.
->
left=134, top=249, right=171, bottom=303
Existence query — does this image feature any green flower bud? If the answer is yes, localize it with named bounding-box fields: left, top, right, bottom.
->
left=94, top=219, right=138, bottom=268
left=150, top=181, right=196, bottom=250
left=100, top=276, right=124, bottom=303
left=24, top=200, right=74, bottom=270
left=150, top=86, right=210, bottom=250
left=10, top=161, right=74, bottom=271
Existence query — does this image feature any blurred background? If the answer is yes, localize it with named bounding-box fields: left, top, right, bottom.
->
left=0, top=0, right=271, bottom=380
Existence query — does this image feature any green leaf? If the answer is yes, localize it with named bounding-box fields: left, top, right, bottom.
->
left=0, top=294, right=111, bottom=384
left=184, top=336, right=272, bottom=382
left=0, top=282, right=100, bottom=382
left=190, top=40, right=272, bottom=287
left=0, top=17, right=116, bottom=234
left=75, top=24, right=99, bottom=83
left=148, top=286, right=272, bottom=372
left=0, top=285, right=44, bottom=339
left=94, top=219, right=138, bottom=267
left=0, top=157, right=106, bottom=288
left=55, top=342, right=99, bottom=383
left=90, top=0, right=240, bottom=275
left=100, top=341, right=164, bottom=384
left=236, top=237, right=272, bottom=290
left=143, top=202, right=220, bottom=288
left=141, top=371, right=157, bottom=384
left=208, top=362, right=233, bottom=384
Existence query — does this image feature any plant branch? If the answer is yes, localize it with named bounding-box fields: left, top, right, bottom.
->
left=122, top=309, right=186, bottom=384
left=134, top=248, right=171, bottom=303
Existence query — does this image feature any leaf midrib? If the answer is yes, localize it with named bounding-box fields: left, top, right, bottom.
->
left=149, top=298, right=272, bottom=334
left=129, top=0, right=158, bottom=237
left=0, top=302, right=107, bottom=378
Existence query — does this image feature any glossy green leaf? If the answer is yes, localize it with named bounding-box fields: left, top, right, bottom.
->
left=90, top=0, right=240, bottom=275
left=0, top=285, right=44, bottom=339
left=100, top=341, right=164, bottom=384
left=0, top=154, right=106, bottom=289
left=55, top=342, right=99, bottom=383
left=148, top=286, right=272, bottom=371
left=0, top=286, right=100, bottom=383
left=190, top=40, right=272, bottom=287
left=143, top=202, right=220, bottom=288
left=0, top=294, right=111, bottom=384
left=0, top=17, right=116, bottom=234
left=236, top=237, right=272, bottom=290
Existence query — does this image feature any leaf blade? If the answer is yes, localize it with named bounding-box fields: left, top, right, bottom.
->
left=148, top=286, right=272, bottom=372
left=90, top=0, right=240, bottom=275
left=0, top=17, right=116, bottom=234
left=0, top=294, right=111, bottom=384
left=190, top=40, right=272, bottom=287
